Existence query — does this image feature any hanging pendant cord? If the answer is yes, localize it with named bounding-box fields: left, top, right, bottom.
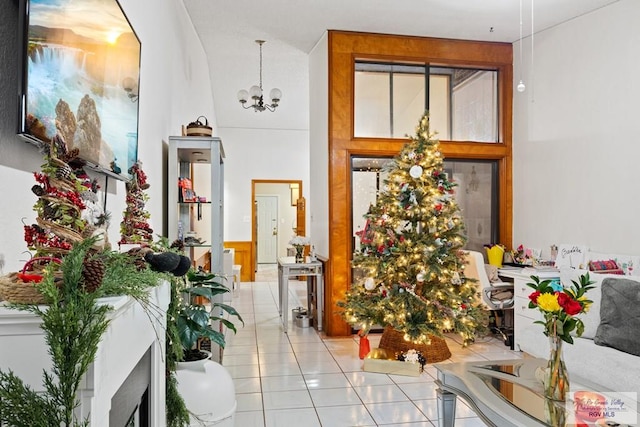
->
left=258, top=41, right=264, bottom=91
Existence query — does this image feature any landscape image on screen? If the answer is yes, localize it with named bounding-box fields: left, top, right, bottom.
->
left=24, top=0, right=140, bottom=178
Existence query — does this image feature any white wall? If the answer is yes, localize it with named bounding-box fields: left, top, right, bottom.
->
left=513, top=0, right=640, bottom=258
left=0, top=0, right=214, bottom=272
left=308, top=33, right=329, bottom=258
left=217, top=127, right=309, bottom=241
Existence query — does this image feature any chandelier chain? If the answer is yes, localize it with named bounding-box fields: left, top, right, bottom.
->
left=258, top=40, right=264, bottom=91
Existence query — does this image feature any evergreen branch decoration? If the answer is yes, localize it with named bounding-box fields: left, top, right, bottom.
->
left=165, top=277, right=189, bottom=426
left=339, top=112, right=488, bottom=346
left=0, top=370, right=58, bottom=427
left=0, top=238, right=167, bottom=427
left=0, top=238, right=108, bottom=426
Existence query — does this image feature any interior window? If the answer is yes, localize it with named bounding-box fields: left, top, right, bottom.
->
left=351, top=156, right=497, bottom=254
left=354, top=62, right=499, bottom=142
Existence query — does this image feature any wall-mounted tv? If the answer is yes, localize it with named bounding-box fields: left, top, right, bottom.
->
left=18, top=0, right=141, bottom=181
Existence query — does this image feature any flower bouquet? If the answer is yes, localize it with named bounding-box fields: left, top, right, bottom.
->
left=526, top=273, right=595, bottom=401
left=289, top=235, right=311, bottom=263
left=512, top=244, right=535, bottom=265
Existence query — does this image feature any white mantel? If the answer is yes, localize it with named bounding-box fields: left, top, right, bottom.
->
left=0, top=281, right=170, bottom=427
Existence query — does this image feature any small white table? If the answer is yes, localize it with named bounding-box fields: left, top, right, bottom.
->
left=277, top=256, right=324, bottom=333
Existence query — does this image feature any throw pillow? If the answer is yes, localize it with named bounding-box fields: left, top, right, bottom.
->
left=594, top=277, right=640, bottom=356
left=588, top=259, right=624, bottom=275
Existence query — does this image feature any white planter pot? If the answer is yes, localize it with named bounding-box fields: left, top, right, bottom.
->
left=175, top=351, right=236, bottom=426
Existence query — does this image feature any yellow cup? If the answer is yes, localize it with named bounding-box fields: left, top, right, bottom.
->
left=485, top=245, right=504, bottom=267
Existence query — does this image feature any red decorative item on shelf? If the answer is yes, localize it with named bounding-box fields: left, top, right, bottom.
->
left=358, top=332, right=371, bottom=360
left=17, top=257, right=62, bottom=283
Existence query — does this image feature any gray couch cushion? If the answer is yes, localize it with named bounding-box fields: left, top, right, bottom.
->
left=594, top=277, right=640, bottom=356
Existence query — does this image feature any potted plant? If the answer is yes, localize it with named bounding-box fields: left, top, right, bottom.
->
left=177, top=269, right=244, bottom=361
left=167, top=268, right=243, bottom=427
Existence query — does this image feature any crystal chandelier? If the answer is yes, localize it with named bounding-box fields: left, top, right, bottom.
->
left=237, top=40, right=282, bottom=112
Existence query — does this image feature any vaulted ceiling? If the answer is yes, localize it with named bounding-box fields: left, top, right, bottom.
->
left=183, top=0, right=619, bottom=131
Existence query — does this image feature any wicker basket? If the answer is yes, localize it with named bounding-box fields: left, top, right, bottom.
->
left=49, top=177, right=77, bottom=193
left=185, top=116, right=213, bottom=136
left=37, top=218, right=84, bottom=243
left=0, top=273, right=47, bottom=305
left=378, top=326, right=451, bottom=363
left=40, top=195, right=81, bottom=215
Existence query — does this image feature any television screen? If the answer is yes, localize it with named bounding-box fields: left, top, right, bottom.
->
left=18, top=0, right=141, bottom=180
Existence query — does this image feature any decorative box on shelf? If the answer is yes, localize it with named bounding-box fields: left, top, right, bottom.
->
left=363, top=348, right=422, bottom=377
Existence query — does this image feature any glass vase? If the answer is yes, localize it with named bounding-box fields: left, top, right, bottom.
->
left=544, top=399, right=567, bottom=426
left=544, top=334, right=570, bottom=401
left=294, top=245, right=304, bottom=263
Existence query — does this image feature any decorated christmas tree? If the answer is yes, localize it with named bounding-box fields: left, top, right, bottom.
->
left=20, top=137, right=110, bottom=294
left=339, top=113, right=487, bottom=350
left=119, top=161, right=153, bottom=245
left=24, top=137, right=91, bottom=257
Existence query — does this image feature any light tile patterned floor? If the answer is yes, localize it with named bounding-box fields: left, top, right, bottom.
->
left=223, top=265, right=522, bottom=427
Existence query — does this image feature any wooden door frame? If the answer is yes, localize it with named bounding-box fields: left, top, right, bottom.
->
left=251, top=179, right=304, bottom=281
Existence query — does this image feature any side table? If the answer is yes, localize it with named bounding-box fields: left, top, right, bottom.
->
left=277, top=256, right=324, bottom=333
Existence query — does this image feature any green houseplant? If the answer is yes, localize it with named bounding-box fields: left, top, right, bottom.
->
left=164, top=265, right=244, bottom=427
left=177, top=270, right=244, bottom=361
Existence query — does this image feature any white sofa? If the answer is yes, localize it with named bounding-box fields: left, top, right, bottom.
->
left=518, top=269, right=640, bottom=397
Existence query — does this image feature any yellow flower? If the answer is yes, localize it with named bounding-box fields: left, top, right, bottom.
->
left=536, top=293, right=561, bottom=312
left=579, top=296, right=592, bottom=313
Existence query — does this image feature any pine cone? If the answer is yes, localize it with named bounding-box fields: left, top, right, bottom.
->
left=170, top=239, right=185, bottom=251
left=56, top=164, right=72, bottom=179
left=126, top=247, right=152, bottom=271
left=32, top=185, right=45, bottom=196
left=81, top=257, right=105, bottom=293
left=43, top=204, right=57, bottom=220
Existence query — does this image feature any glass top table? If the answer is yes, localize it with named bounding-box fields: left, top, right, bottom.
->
left=434, top=358, right=638, bottom=427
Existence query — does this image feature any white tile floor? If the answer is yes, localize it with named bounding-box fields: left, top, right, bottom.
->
left=222, top=265, right=523, bottom=427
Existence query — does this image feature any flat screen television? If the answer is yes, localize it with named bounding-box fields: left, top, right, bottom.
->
left=17, top=0, right=141, bottom=181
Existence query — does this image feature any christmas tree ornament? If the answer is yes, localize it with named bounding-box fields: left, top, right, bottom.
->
left=451, top=271, right=462, bottom=285
left=416, top=271, right=426, bottom=282
left=364, top=277, right=376, bottom=291
left=409, top=165, right=423, bottom=178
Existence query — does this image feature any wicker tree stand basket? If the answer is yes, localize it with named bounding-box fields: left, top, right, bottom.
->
left=0, top=273, right=47, bottom=305
left=378, top=326, right=451, bottom=363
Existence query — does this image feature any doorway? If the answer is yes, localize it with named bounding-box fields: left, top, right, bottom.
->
left=256, top=195, right=278, bottom=264
left=251, top=180, right=305, bottom=279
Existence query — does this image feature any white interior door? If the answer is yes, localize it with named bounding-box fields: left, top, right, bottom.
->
left=256, top=195, right=278, bottom=264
